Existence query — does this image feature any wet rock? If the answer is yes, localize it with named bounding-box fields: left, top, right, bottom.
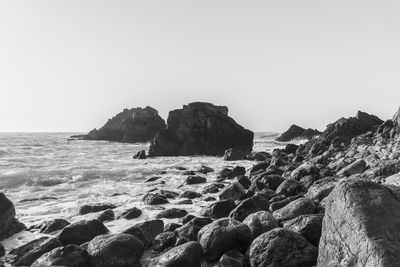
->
left=249, top=228, right=317, bottom=267
left=183, top=170, right=196, bottom=175
left=148, top=102, right=254, bottom=156
left=78, top=203, right=116, bottom=215
left=14, top=238, right=62, bottom=266
left=152, top=231, right=177, bottom=252
left=146, top=176, right=162, bottom=183
left=249, top=162, right=270, bottom=174
left=118, top=207, right=141, bottom=220
left=58, top=219, right=109, bottom=246
left=83, top=106, right=166, bottom=143
left=229, top=195, right=269, bottom=222
left=200, top=199, right=236, bottom=219
left=203, top=196, right=216, bottom=202
left=243, top=211, right=279, bottom=239
left=258, top=174, right=285, bottom=191
left=175, top=217, right=213, bottom=242
left=133, top=150, right=147, bottom=159
left=176, top=199, right=193, bottom=205
left=252, top=151, right=271, bottom=161
left=31, top=244, right=91, bottom=267
left=219, top=182, right=246, bottom=201
left=97, top=209, right=114, bottom=222
left=0, top=192, right=26, bottom=240
left=236, top=175, right=251, bottom=189
left=275, top=178, right=303, bottom=197
left=198, top=218, right=252, bottom=261
left=284, top=143, right=300, bottom=154
left=318, top=179, right=400, bottom=266
left=185, top=175, right=207, bottom=185
left=159, top=189, right=179, bottom=199
left=0, top=243, right=4, bottom=257
left=149, top=241, right=203, bottom=267
left=198, top=165, right=214, bottom=174
left=180, top=190, right=202, bottom=199
left=269, top=194, right=304, bottom=212
left=224, top=148, right=248, bottom=161
left=337, top=159, right=367, bottom=176
left=87, top=234, right=144, bottom=267
left=164, top=223, right=181, bottom=232
left=122, top=220, right=164, bottom=247
left=291, top=163, right=320, bottom=180
left=282, top=214, right=323, bottom=246
left=219, top=166, right=246, bottom=179
left=40, top=219, right=70, bottom=234
left=7, top=237, right=49, bottom=264
left=156, top=208, right=188, bottom=219
left=305, top=177, right=338, bottom=203
left=202, top=184, right=221, bottom=194
left=143, top=193, right=169, bottom=205
left=277, top=124, right=321, bottom=142
left=219, top=250, right=246, bottom=267
left=273, top=197, right=315, bottom=222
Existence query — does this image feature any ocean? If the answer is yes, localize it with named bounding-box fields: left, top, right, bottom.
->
left=0, top=132, right=284, bottom=251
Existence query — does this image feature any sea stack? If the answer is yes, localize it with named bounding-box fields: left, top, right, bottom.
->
left=79, top=106, right=166, bottom=143
left=148, top=102, right=254, bottom=156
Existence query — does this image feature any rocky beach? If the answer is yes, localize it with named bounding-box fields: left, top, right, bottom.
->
left=2, top=101, right=400, bottom=267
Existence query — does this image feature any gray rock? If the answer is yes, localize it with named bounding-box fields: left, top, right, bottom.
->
left=40, top=219, right=70, bottom=234
left=14, top=238, right=62, bottom=266
left=337, top=159, right=367, bottom=176
left=0, top=193, right=26, bottom=240
left=273, top=197, right=315, bottom=222
left=243, top=211, right=279, bottom=239
left=58, top=219, right=109, bottom=246
left=200, top=199, right=236, bottom=219
left=31, top=245, right=90, bottom=267
left=78, top=204, right=116, bottom=215
left=229, top=195, right=269, bottom=222
left=149, top=241, right=203, bottom=267
left=282, top=214, right=323, bottom=246
left=156, top=208, right=188, bottom=219
left=219, top=182, right=246, bottom=201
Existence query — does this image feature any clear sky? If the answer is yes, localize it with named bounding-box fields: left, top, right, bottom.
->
left=1, top=1, right=400, bottom=132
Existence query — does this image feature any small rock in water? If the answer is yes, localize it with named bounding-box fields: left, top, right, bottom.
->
left=78, top=203, right=116, bottom=215
left=198, top=165, right=214, bottom=174
left=142, top=193, right=169, bottom=205
left=119, top=207, right=142, bottom=220
left=180, top=190, right=202, bottom=199
left=145, top=176, right=162, bottom=183
left=176, top=199, right=193, bottom=205
left=39, top=218, right=70, bottom=234
left=97, top=209, right=115, bottom=222
left=185, top=175, right=207, bottom=185
left=156, top=208, right=188, bottom=219
left=224, top=148, right=248, bottom=161
left=133, top=150, right=147, bottom=159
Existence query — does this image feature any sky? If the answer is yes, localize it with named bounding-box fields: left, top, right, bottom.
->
left=1, top=0, right=400, bottom=132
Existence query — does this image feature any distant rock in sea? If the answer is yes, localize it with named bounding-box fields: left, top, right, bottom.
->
left=75, top=106, right=166, bottom=143
left=148, top=102, right=254, bottom=156
left=276, top=125, right=321, bottom=142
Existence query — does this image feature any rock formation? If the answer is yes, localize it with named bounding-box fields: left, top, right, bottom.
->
left=148, top=102, right=254, bottom=156
left=277, top=124, right=321, bottom=142
left=0, top=193, right=25, bottom=240
left=76, top=106, right=165, bottom=143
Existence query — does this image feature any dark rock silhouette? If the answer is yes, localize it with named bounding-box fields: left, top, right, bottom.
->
left=148, top=102, right=254, bottom=156
left=277, top=125, right=321, bottom=142
left=0, top=193, right=26, bottom=240
left=77, top=106, right=165, bottom=143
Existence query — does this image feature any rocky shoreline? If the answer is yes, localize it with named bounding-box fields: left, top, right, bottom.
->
left=2, top=104, right=400, bottom=266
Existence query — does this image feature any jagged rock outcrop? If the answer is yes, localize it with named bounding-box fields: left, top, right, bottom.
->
left=277, top=124, right=321, bottom=142
left=298, top=111, right=383, bottom=156
left=0, top=193, right=26, bottom=240
left=77, top=106, right=165, bottom=143
left=148, top=102, right=254, bottom=156
left=317, top=179, right=400, bottom=266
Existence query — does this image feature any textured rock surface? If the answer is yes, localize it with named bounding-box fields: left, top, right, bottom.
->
left=31, top=245, right=91, bottom=267
left=0, top=193, right=26, bottom=240
left=149, top=102, right=254, bottom=156
left=318, top=179, right=400, bottom=266
left=58, top=219, right=109, bottom=245
left=149, top=241, right=203, bottom=267
left=82, top=106, right=166, bottom=143
left=277, top=124, right=321, bottom=142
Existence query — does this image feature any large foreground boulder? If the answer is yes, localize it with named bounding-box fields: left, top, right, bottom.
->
left=31, top=245, right=90, bottom=267
left=0, top=193, right=26, bottom=240
left=277, top=124, right=321, bottom=142
left=318, top=179, right=400, bottom=266
left=148, top=102, right=254, bottom=156
left=81, top=106, right=165, bottom=143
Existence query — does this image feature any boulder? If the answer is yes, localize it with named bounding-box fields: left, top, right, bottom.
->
left=149, top=241, right=203, bottom=267
left=180, top=190, right=202, bottom=199
left=337, top=159, right=367, bottom=176
left=198, top=165, right=214, bottom=174
left=276, top=124, right=321, bottom=142
left=78, top=203, right=116, bottom=215
left=39, top=218, right=70, bottom=234
left=142, top=193, right=169, bottom=205
left=133, top=150, right=147, bottom=159
left=122, top=220, right=164, bottom=247
left=185, top=175, right=207, bottom=185
left=224, top=148, right=248, bottom=161
left=82, top=106, right=166, bottom=143
left=0, top=193, right=26, bottom=240
left=275, top=179, right=303, bottom=197
left=273, top=197, right=315, bottom=222
left=31, top=245, right=91, bottom=267
left=198, top=218, right=252, bottom=261
left=243, top=211, right=279, bottom=239
left=164, top=223, right=182, bottom=232
left=97, top=209, right=114, bottom=222
left=200, top=199, right=236, bottom=219
left=87, top=234, right=144, bottom=267
left=156, top=208, right=188, bottom=219
left=14, top=238, right=62, bottom=266
left=219, top=250, right=246, bottom=267
left=58, top=219, right=109, bottom=246
left=282, top=214, right=323, bottom=246
left=119, top=207, right=142, bottom=220
left=175, top=217, right=213, bottom=243
left=219, top=182, right=246, bottom=201
left=148, top=102, right=254, bottom=156
left=305, top=177, right=338, bottom=203
left=318, top=179, right=400, bottom=266
left=7, top=237, right=48, bottom=264
left=218, top=166, right=246, bottom=179
left=229, top=195, right=269, bottom=222
left=152, top=231, right=177, bottom=252
left=249, top=228, right=317, bottom=267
